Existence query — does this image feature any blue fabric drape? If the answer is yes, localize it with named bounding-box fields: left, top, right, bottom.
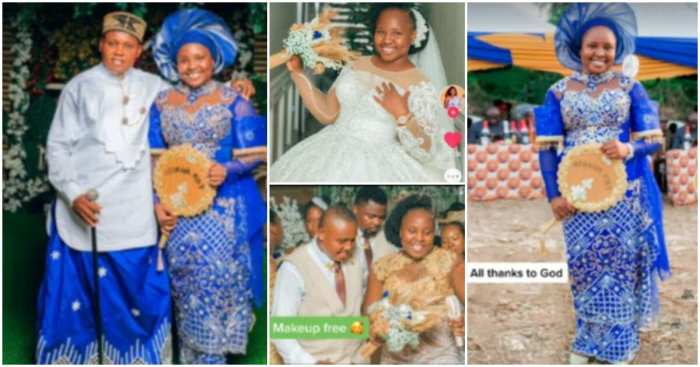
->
left=636, top=36, right=698, bottom=68
left=468, top=33, right=513, bottom=64
left=36, top=206, right=171, bottom=364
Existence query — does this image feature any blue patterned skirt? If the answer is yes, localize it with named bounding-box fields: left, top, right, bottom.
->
left=563, top=179, right=661, bottom=363
left=166, top=196, right=254, bottom=356
left=36, top=215, right=171, bottom=364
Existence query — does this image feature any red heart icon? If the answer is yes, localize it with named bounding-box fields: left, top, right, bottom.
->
left=443, top=131, right=462, bottom=149
left=448, top=107, right=460, bottom=118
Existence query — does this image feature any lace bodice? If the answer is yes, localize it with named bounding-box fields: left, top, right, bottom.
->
left=373, top=247, right=456, bottom=310
left=534, top=70, right=665, bottom=200
left=551, top=72, right=634, bottom=150
left=332, top=67, right=438, bottom=152
left=332, top=67, right=397, bottom=144
left=290, top=56, right=441, bottom=163
left=153, top=81, right=236, bottom=157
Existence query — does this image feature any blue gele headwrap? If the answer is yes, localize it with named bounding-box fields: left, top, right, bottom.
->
left=555, top=3, right=637, bottom=71
left=175, top=31, right=218, bottom=62
left=154, top=8, right=238, bottom=82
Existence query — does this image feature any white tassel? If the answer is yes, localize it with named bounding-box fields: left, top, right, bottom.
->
left=445, top=295, right=464, bottom=347
left=622, top=55, right=639, bottom=79
left=156, top=233, right=168, bottom=271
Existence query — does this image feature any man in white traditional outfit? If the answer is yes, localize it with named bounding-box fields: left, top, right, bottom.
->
left=271, top=206, right=366, bottom=364
left=35, top=12, right=175, bottom=364
left=353, top=186, right=397, bottom=269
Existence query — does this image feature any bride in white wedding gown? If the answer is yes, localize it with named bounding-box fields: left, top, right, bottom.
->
left=270, top=5, right=456, bottom=183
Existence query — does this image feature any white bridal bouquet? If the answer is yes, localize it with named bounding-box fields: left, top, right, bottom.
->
left=354, top=290, right=442, bottom=361
left=269, top=9, right=358, bottom=74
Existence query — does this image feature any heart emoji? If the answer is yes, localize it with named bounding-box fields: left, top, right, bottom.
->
left=448, top=106, right=460, bottom=118
left=443, top=132, right=462, bottom=149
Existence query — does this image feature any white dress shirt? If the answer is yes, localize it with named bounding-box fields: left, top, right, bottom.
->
left=47, top=63, right=170, bottom=252
left=271, top=239, right=367, bottom=364
left=356, top=228, right=398, bottom=270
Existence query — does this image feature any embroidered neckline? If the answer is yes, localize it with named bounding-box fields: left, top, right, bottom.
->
left=572, top=71, right=616, bottom=91
left=176, top=80, right=217, bottom=104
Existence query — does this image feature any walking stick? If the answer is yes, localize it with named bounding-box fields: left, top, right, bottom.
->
left=86, top=189, right=104, bottom=364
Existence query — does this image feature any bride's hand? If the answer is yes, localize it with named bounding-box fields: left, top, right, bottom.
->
left=550, top=196, right=576, bottom=220
left=209, top=163, right=227, bottom=187
left=286, top=55, right=303, bottom=74
left=448, top=317, right=465, bottom=336
left=373, top=82, right=410, bottom=121
left=601, top=140, right=631, bottom=160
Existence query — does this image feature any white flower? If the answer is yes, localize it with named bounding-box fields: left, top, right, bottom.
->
left=410, top=9, right=428, bottom=48
left=71, top=300, right=81, bottom=311
left=571, top=179, right=593, bottom=202
left=271, top=196, right=310, bottom=252
left=3, top=17, right=49, bottom=212
left=50, top=251, right=61, bottom=260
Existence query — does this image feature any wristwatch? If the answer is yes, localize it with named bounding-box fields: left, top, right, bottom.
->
left=396, top=113, right=412, bottom=127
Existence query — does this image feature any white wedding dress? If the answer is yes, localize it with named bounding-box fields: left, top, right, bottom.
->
left=270, top=57, right=455, bottom=183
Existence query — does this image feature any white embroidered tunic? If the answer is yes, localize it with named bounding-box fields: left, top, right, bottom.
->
left=47, top=64, right=169, bottom=252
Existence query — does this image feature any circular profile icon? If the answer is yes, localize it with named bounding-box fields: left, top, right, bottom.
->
left=441, top=85, right=465, bottom=119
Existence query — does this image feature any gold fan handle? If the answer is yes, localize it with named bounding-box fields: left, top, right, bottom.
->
left=538, top=217, right=559, bottom=256
left=156, top=231, right=169, bottom=272
left=269, top=49, right=292, bottom=70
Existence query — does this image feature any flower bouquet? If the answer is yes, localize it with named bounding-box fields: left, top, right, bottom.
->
left=355, top=291, right=441, bottom=361
left=270, top=196, right=310, bottom=254
left=269, top=9, right=359, bottom=74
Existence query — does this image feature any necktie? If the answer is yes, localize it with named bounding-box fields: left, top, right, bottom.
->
left=333, top=262, right=346, bottom=306
left=363, top=235, right=373, bottom=266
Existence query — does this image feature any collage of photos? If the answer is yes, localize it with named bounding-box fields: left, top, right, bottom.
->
left=0, top=1, right=698, bottom=367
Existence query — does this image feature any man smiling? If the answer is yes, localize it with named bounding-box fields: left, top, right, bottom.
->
left=272, top=206, right=365, bottom=364
left=37, top=8, right=256, bottom=365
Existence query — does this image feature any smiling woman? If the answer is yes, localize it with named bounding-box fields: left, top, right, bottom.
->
left=176, top=43, right=215, bottom=88
left=536, top=3, right=671, bottom=364
left=580, top=26, right=616, bottom=75
left=372, top=8, right=417, bottom=70
left=362, top=194, right=464, bottom=363
left=149, top=7, right=267, bottom=364
left=270, top=3, right=458, bottom=183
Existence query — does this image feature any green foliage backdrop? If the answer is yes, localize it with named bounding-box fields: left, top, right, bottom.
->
left=468, top=67, right=697, bottom=119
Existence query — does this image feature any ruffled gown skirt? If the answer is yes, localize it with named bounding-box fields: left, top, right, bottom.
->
left=270, top=124, right=440, bottom=183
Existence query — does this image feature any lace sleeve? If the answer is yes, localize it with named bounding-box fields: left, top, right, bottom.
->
left=290, top=69, right=342, bottom=125
left=629, top=82, right=663, bottom=144
left=534, top=83, right=565, bottom=151
left=396, top=82, right=439, bottom=162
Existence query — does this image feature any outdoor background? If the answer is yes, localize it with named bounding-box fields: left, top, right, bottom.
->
left=468, top=3, right=697, bottom=121
left=466, top=3, right=698, bottom=364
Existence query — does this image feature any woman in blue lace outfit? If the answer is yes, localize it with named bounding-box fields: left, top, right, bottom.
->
left=534, top=4, right=670, bottom=364
left=148, top=9, right=266, bottom=364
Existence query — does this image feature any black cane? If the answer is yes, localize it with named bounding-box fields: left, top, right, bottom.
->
left=86, top=189, right=103, bottom=364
